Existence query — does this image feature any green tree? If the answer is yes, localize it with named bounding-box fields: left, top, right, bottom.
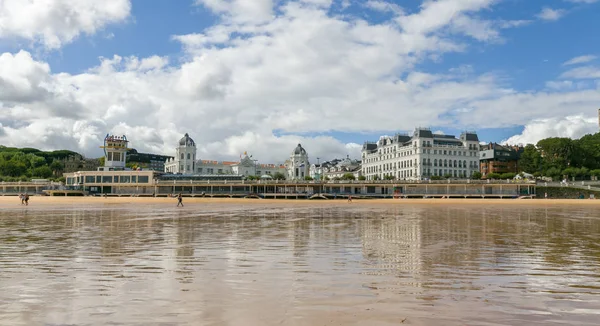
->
left=272, top=172, right=286, bottom=180
left=304, top=176, right=313, bottom=181
left=499, top=172, right=516, bottom=180
left=471, top=171, right=482, bottom=180
left=50, top=160, right=64, bottom=177
left=32, top=166, right=53, bottom=178
left=487, top=172, right=501, bottom=179
left=358, top=175, right=366, bottom=181
left=341, top=173, right=356, bottom=180
left=518, top=144, right=542, bottom=173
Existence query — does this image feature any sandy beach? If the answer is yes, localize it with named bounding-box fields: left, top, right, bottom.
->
left=1, top=195, right=598, bottom=207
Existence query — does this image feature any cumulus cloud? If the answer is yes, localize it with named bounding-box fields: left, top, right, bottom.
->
left=0, top=0, right=131, bottom=49
left=503, top=115, right=599, bottom=145
left=536, top=8, right=565, bottom=21
left=0, top=0, right=598, bottom=166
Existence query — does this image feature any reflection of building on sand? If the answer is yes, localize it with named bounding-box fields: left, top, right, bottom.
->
left=359, top=208, right=423, bottom=286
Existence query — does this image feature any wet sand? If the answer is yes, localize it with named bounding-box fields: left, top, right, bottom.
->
left=1, top=195, right=599, bottom=208
left=1, top=203, right=599, bottom=325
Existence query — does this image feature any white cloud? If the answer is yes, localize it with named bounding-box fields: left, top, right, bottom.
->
left=563, top=55, right=597, bottom=66
left=365, top=0, right=403, bottom=14
left=566, top=0, right=598, bottom=3
left=503, top=115, right=598, bottom=145
left=0, top=0, right=598, bottom=166
left=536, top=7, right=565, bottom=21
left=560, top=66, right=600, bottom=79
left=0, top=0, right=131, bottom=49
left=194, top=0, right=275, bottom=24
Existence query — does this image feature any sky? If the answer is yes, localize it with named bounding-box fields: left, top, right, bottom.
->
left=0, top=0, right=599, bottom=164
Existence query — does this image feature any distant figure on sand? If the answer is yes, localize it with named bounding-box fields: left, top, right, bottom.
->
left=177, top=193, right=183, bottom=207
left=19, top=194, right=24, bottom=205
left=348, top=195, right=352, bottom=203
left=24, top=194, right=29, bottom=206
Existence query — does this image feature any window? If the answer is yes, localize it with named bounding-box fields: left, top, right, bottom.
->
left=138, top=176, right=149, bottom=183
left=187, top=165, right=190, bottom=171
left=198, top=168, right=203, bottom=173
left=218, top=169, right=223, bottom=174
left=180, top=165, right=183, bottom=171
left=120, top=176, right=130, bottom=183
left=187, top=153, right=191, bottom=160
left=132, top=176, right=137, bottom=183
left=181, top=153, right=184, bottom=159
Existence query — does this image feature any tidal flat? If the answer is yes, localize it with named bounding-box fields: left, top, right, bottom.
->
left=1, top=202, right=599, bottom=326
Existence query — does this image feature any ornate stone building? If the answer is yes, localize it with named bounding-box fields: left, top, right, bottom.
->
left=164, top=133, right=285, bottom=177
left=361, top=128, right=480, bottom=180
left=285, top=144, right=310, bottom=180
left=164, top=133, right=197, bottom=174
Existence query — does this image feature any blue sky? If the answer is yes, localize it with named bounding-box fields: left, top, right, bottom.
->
left=0, top=0, right=599, bottom=162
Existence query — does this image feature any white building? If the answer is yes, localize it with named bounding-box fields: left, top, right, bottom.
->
left=165, top=134, right=285, bottom=177
left=99, top=134, right=129, bottom=171
left=310, top=156, right=362, bottom=180
left=164, top=133, right=196, bottom=174
left=361, top=128, right=480, bottom=180
left=285, top=144, right=310, bottom=180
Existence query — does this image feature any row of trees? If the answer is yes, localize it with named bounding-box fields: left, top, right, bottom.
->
left=517, top=133, right=600, bottom=180
left=0, top=146, right=80, bottom=182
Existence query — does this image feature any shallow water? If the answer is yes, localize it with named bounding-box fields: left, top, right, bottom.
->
left=1, top=203, right=599, bottom=326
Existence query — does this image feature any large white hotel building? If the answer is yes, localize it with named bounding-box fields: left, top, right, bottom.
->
left=361, top=128, right=480, bottom=180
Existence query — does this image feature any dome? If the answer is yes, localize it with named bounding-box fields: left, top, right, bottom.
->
left=179, top=133, right=195, bottom=147
left=293, top=143, right=306, bottom=155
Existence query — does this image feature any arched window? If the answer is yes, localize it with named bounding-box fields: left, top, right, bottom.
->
left=463, top=160, right=467, bottom=168
left=444, top=159, right=447, bottom=167
left=454, top=160, right=457, bottom=167
left=180, top=153, right=184, bottom=160
left=434, top=159, right=437, bottom=166
left=187, top=153, right=191, bottom=160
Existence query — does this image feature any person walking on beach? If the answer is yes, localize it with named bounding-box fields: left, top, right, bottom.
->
left=177, top=193, right=183, bottom=207
left=348, top=195, right=352, bottom=203
left=19, top=193, right=24, bottom=205
left=24, top=194, right=29, bottom=206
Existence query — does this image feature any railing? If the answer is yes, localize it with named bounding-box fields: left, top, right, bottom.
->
left=152, top=179, right=535, bottom=185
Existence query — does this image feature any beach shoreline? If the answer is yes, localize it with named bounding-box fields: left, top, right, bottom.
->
left=1, top=195, right=598, bottom=207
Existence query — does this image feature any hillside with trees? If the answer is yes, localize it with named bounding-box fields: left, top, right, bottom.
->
left=517, top=132, right=600, bottom=181
left=0, top=146, right=82, bottom=182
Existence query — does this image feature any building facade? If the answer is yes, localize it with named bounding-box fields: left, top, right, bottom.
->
left=164, top=133, right=197, bottom=174
left=361, top=128, right=480, bottom=180
left=61, top=154, right=100, bottom=173
left=479, top=143, right=523, bottom=177
left=285, top=144, right=310, bottom=180
left=164, top=133, right=286, bottom=177
left=126, top=149, right=173, bottom=172
left=310, top=156, right=362, bottom=180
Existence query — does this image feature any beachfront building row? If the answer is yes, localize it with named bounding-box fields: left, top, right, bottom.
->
left=310, top=156, right=362, bottom=180
left=164, top=133, right=310, bottom=180
left=361, top=128, right=481, bottom=180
